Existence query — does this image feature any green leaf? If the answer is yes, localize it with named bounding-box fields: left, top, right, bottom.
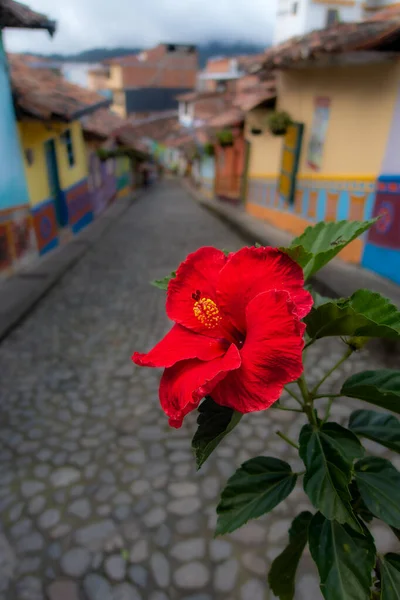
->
left=151, top=271, right=176, bottom=290
left=308, top=512, right=376, bottom=600
left=288, top=219, right=376, bottom=279
left=341, top=370, right=400, bottom=415
left=216, top=457, right=297, bottom=535
left=268, top=511, right=313, bottom=600
left=299, top=423, right=364, bottom=529
left=308, top=287, right=333, bottom=308
left=281, top=245, right=313, bottom=270
left=305, top=290, right=400, bottom=341
left=349, top=410, right=400, bottom=453
left=380, top=553, right=400, bottom=600
left=349, top=480, right=374, bottom=523
left=390, top=527, right=400, bottom=542
left=192, top=397, right=242, bottom=470
left=355, top=457, right=400, bottom=528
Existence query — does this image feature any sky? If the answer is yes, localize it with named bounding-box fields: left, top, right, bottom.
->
left=4, top=0, right=277, bottom=55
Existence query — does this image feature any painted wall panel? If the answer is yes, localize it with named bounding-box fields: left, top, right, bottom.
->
left=0, top=33, right=37, bottom=276
left=0, top=33, right=30, bottom=211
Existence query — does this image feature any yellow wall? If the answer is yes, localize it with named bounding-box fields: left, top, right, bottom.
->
left=110, top=103, right=126, bottom=118
left=277, top=61, right=399, bottom=177
left=108, top=65, right=123, bottom=90
left=19, top=120, right=89, bottom=207
left=245, top=108, right=283, bottom=177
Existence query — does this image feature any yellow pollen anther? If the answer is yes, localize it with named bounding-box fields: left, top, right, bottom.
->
left=193, top=297, right=221, bottom=328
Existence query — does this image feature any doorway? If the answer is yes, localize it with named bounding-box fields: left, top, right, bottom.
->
left=44, top=139, right=68, bottom=228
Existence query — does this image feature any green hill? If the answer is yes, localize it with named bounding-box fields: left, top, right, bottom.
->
left=32, top=41, right=265, bottom=68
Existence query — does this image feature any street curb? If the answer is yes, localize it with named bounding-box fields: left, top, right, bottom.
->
left=0, top=189, right=147, bottom=343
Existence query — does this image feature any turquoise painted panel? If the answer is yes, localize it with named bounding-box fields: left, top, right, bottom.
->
left=362, top=244, right=400, bottom=285
left=0, top=33, right=30, bottom=211
left=200, top=156, right=215, bottom=181
left=316, top=190, right=326, bottom=222
left=336, top=191, right=350, bottom=220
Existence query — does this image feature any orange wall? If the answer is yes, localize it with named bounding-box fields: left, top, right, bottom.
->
left=247, top=202, right=363, bottom=263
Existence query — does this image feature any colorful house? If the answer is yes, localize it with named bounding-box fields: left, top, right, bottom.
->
left=207, top=109, right=247, bottom=203
left=87, top=44, right=198, bottom=119
left=246, top=9, right=400, bottom=285
left=10, top=55, right=110, bottom=255
left=82, top=107, right=150, bottom=202
left=0, top=0, right=55, bottom=278
left=80, top=108, right=121, bottom=215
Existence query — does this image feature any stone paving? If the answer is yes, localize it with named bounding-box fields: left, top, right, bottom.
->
left=0, top=181, right=398, bottom=600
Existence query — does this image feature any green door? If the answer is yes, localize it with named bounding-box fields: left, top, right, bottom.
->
left=278, top=123, right=304, bottom=206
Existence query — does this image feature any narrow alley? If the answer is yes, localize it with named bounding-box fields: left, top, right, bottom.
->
left=0, top=182, right=397, bottom=600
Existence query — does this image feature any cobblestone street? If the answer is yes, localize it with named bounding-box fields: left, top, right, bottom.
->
left=0, top=181, right=398, bottom=600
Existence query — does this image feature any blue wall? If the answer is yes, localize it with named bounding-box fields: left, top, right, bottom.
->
left=0, top=33, right=30, bottom=211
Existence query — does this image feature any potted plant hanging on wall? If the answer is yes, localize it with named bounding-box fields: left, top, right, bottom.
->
left=203, top=142, right=215, bottom=157
left=268, top=110, right=293, bottom=136
left=216, top=129, right=234, bottom=147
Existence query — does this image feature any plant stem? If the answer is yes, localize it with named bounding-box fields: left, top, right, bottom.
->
left=311, top=348, right=353, bottom=396
left=313, top=393, right=341, bottom=400
left=276, top=431, right=300, bottom=450
left=297, top=374, right=310, bottom=403
left=284, top=385, right=304, bottom=407
left=322, top=398, right=334, bottom=424
left=297, top=374, right=318, bottom=428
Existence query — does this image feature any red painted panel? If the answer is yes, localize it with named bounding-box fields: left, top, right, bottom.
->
left=32, top=201, right=59, bottom=252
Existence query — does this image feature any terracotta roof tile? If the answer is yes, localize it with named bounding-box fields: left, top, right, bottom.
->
left=206, top=107, right=244, bottom=129
left=80, top=108, right=125, bottom=139
left=128, top=111, right=183, bottom=143
left=9, top=54, right=110, bottom=121
left=234, top=78, right=276, bottom=111
left=0, top=0, right=55, bottom=33
left=259, top=10, right=400, bottom=72
left=175, top=90, right=222, bottom=102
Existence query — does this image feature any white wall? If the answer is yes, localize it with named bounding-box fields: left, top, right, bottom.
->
left=274, top=0, right=363, bottom=45
left=306, top=2, right=363, bottom=32
left=178, top=102, right=195, bottom=127
left=274, top=0, right=310, bottom=45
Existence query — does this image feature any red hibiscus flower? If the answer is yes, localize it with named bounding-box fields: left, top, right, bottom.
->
left=132, top=246, right=313, bottom=428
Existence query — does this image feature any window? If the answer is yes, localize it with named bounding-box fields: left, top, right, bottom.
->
left=25, top=148, right=34, bottom=166
left=326, top=8, right=340, bottom=27
left=61, top=129, right=75, bottom=167
left=183, top=102, right=189, bottom=115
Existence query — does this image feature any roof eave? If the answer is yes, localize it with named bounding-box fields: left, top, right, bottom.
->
left=70, top=98, right=111, bottom=120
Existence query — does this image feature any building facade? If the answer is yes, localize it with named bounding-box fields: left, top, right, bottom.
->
left=246, top=11, right=400, bottom=285
left=88, top=44, right=198, bottom=118
left=0, top=1, right=55, bottom=279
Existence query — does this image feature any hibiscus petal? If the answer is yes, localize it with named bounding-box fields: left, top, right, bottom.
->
left=212, top=290, right=305, bottom=414
left=159, top=344, right=241, bottom=427
left=217, top=246, right=313, bottom=333
left=132, top=324, right=228, bottom=368
left=166, top=246, right=229, bottom=336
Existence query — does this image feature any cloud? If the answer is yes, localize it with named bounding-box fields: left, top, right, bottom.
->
left=3, top=0, right=277, bottom=54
